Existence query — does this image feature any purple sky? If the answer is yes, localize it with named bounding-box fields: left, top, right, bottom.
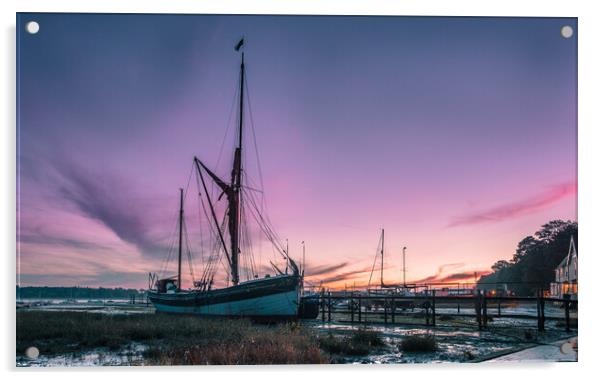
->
left=17, top=14, right=577, bottom=289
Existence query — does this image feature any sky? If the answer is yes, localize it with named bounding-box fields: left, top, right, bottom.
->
left=16, top=14, right=577, bottom=290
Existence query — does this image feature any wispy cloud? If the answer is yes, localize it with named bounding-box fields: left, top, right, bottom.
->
left=19, top=231, right=110, bottom=252
left=54, top=162, right=168, bottom=257
left=304, top=262, right=349, bottom=277
left=317, top=267, right=373, bottom=285
left=412, top=263, right=465, bottom=283
left=448, top=181, right=576, bottom=227
left=438, top=270, right=491, bottom=283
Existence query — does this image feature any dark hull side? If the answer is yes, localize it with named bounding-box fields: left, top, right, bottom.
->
left=298, top=295, right=320, bottom=319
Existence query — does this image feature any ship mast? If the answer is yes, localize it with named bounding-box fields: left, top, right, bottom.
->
left=192, top=39, right=270, bottom=286
left=177, top=188, right=184, bottom=291
left=228, top=45, right=245, bottom=286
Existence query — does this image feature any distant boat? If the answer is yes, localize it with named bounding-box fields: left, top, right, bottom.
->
left=367, top=229, right=416, bottom=309
left=148, top=40, right=302, bottom=319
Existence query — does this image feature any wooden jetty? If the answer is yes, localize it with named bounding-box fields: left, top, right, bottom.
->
left=315, top=289, right=577, bottom=333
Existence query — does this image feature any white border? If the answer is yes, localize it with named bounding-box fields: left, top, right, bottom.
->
left=3, top=1, right=601, bottom=379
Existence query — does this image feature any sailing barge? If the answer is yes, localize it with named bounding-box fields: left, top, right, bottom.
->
left=148, top=40, right=302, bottom=319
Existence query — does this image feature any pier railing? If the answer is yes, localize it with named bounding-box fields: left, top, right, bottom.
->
left=315, top=289, right=577, bottom=333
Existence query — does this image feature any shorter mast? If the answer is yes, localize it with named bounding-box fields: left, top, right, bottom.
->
left=402, top=246, right=407, bottom=286
left=302, top=241, right=305, bottom=277
left=380, top=229, right=385, bottom=288
left=177, top=188, right=184, bottom=291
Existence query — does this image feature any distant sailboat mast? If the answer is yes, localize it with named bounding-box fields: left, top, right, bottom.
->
left=177, top=188, right=184, bottom=291
left=380, top=229, right=385, bottom=288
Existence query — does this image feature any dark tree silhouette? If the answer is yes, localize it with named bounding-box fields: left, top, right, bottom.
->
left=479, top=220, right=577, bottom=296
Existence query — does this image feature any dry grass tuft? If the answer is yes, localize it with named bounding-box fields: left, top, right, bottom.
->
left=399, top=334, right=438, bottom=352
left=318, top=328, right=384, bottom=356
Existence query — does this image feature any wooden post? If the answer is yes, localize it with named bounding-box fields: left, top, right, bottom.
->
left=536, top=290, right=541, bottom=331
left=537, top=290, right=545, bottom=332
left=431, top=290, right=436, bottom=326
left=497, top=295, right=501, bottom=317
left=358, top=297, right=362, bottom=323
left=425, top=298, right=430, bottom=326
left=564, top=298, right=571, bottom=332
left=384, top=298, right=388, bottom=324
left=321, top=288, right=325, bottom=322
left=327, top=291, right=332, bottom=322
left=391, top=298, right=395, bottom=324
left=482, top=293, right=488, bottom=328
left=475, top=290, right=482, bottom=330
left=351, top=296, right=355, bottom=323
left=541, top=292, right=546, bottom=331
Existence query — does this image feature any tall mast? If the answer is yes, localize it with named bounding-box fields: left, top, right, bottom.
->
left=193, top=40, right=245, bottom=286
left=177, top=188, right=184, bottom=291
left=380, top=228, right=385, bottom=287
left=228, top=46, right=245, bottom=285
left=238, top=52, right=244, bottom=155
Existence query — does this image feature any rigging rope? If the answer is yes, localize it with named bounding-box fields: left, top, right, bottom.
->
left=368, top=231, right=383, bottom=288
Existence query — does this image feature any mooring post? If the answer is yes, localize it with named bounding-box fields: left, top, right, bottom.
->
left=391, top=298, right=395, bottom=324
left=539, top=289, right=546, bottom=331
left=351, top=296, right=355, bottom=323
left=327, top=291, right=332, bottom=322
left=536, top=290, right=541, bottom=330
left=431, top=290, right=436, bottom=326
left=358, top=297, right=362, bottom=323
left=482, top=293, right=488, bottom=328
left=475, top=290, right=482, bottom=330
left=498, top=294, right=501, bottom=317
left=564, top=297, right=571, bottom=332
left=384, top=297, right=388, bottom=324
left=535, top=289, right=544, bottom=331
left=321, top=288, right=325, bottom=322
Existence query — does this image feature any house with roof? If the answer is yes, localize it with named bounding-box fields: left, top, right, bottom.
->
left=550, top=236, right=578, bottom=300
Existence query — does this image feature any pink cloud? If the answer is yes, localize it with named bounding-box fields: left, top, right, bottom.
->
left=448, top=181, right=576, bottom=227
left=412, top=262, right=465, bottom=283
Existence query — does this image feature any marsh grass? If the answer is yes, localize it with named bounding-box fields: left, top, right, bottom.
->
left=399, top=334, right=438, bottom=352
left=16, top=311, right=328, bottom=365
left=318, top=328, right=384, bottom=356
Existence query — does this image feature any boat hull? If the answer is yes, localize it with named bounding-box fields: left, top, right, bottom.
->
left=147, top=274, right=301, bottom=319
left=298, top=294, right=320, bottom=319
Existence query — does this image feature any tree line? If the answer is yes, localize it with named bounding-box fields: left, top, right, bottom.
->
left=16, top=286, right=144, bottom=299
left=478, top=220, right=577, bottom=296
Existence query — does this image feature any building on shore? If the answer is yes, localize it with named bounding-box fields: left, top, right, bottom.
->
left=550, top=236, right=578, bottom=300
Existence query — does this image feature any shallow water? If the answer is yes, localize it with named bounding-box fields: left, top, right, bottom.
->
left=17, top=344, right=147, bottom=367
left=305, top=318, right=576, bottom=363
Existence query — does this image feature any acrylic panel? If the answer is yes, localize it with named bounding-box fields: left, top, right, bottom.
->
left=16, top=13, right=578, bottom=366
